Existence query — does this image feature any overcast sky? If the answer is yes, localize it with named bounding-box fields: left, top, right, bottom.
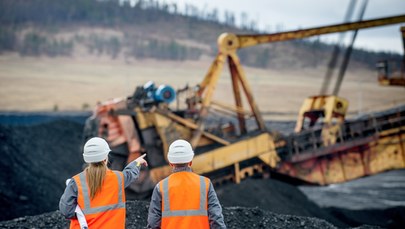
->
left=166, top=0, right=405, bottom=54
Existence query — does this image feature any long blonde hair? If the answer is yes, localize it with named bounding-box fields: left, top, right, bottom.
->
left=85, top=161, right=107, bottom=199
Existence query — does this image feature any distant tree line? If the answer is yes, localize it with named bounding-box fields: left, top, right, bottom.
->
left=0, top=27, right=203, bottom=60
left=0, top=27, right=16, bottom=51
left=128, top=38, right=202, bottom=60
left=0, top=27, right=74, bottom=56
left=0, top=0, right=208, bottom=59
left=0, top=0, right=402, bottom=68
left=0, top=0, right=247, bottom=28
left=21, top=32, right=73, bottom=56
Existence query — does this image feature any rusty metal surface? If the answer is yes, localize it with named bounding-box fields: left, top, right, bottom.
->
left=277, top=106, right=405, bottom=185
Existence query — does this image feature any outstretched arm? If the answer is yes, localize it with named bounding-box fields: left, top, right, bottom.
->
left=122, top=154, right=148, bottom=188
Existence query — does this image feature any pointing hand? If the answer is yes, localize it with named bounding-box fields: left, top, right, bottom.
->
left=135, top=153, right=148, bottom=167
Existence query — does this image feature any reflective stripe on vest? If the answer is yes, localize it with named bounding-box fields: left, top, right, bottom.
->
left=78, top=170, right=125, bottom=214
left=162, top=176, right=207, bottom=217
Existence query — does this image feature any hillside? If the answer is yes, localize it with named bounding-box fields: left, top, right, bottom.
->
left=0, top=0, right=402, bottom=69
left=0, top=0, right=404, bottom=115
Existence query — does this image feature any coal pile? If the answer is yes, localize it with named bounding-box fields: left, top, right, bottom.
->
left=216, top=178, right=347, bottom=227
left=0, top=120, right=84, bottom=221
left=0, top=200, right=345, bottom=229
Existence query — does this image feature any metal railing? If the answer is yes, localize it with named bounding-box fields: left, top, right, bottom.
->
left=280, top=107, right=405, bottom=160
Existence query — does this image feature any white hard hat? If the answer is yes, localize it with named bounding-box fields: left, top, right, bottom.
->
left=168, top=139, right=194, bottom=164
left=83, top=137, right=111, bottom=163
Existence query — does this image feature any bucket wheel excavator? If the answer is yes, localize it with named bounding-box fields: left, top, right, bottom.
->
left=83, top=15, right=405, bottom=197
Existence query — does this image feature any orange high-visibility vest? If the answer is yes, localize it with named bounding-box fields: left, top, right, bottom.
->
left=70, top=170, right=126, bottom=229
left=160, top=171, right=210, bottom=229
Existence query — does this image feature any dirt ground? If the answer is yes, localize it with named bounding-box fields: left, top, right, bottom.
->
left=1, top=54, right=404, bottom=120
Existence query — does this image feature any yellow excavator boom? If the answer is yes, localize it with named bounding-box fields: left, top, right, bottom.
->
left=218, top=15, right=405, bottom=51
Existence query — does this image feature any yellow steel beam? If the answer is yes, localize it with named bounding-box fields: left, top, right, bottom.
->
left=228, top=52, right=266, bottom=131
left=192, top=133, right=278, bottom=174
left=237, top=15, right=405, bottom=49
left=229, top=56, right=247, bottom=134
left=198, top=53, right=225, bottom=96
left=155, top=108, right=230, bottom=146
left=149, top=132, right=279, bottom=183
left=234, top=163, right=241, bottom=184
left=191, top=53, right=227, bottom=147
left=211, top=100, right=252, bottom=116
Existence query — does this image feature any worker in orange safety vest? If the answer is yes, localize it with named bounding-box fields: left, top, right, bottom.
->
left=59, top=137, right=148, bottom=229
left=147, top=139, right=226, bottom=229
